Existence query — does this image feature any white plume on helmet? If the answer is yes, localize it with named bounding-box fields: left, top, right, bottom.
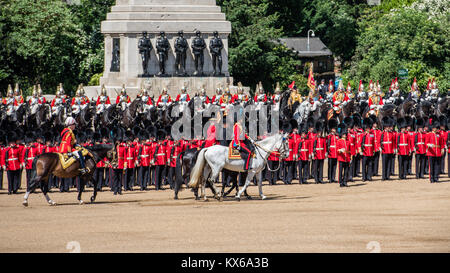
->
left=65, top=117, right=77, bottom=126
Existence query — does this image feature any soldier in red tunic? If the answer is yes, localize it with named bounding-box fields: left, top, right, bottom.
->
left=232, top=119, right=254, bottom=171
left=397, top=118, right=411, bottom=179
left=112, top=136, right=126, bottom=195
left=438, top=116, right=448, bottom=174
left=0, top=134, right=5, bottom=190
left=4, top=132, right=23, bottom=194
left=312, top=121, right=327, bottom=184
left=327, top=119, right=339, bottom=183
left=337, top=124, right=351, bottom=187
left=60, top=117, right=88, bottom=174
left=370, top=115, right=382, bottom=176
left=137, top=132, right=152, bottom=191
left=284, top=121, right=300, bottom=184
left=361, top=118, right=375, bottom=181
left=414, top=118, right=427, bottom=179
left=381, top=117, right=396, bottom=180
left=297, top=125, right=311, bottom=184
left=153, top=130, right=167, bottom=190
left=23, top=132, right=39, bottom=191
left=426, top=120, right=445, bottom=183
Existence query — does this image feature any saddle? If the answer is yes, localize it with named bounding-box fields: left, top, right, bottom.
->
left=57, top=147, right=91, bottom=170
left=228, top=142, right=255, bottom=160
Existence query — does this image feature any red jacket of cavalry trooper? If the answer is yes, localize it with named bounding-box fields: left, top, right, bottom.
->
left=71, top=97, right=87, bottom=106
left=297, top=137, right=311, bottom=161
left=313, top=135, right=326, bottom=160
left=327, top=133, right=338, bottom=159
left=381, top=130, right=396, bottom=154
left=96, top=96, right=111, bottom=105
left=425, top=131, right=444, bottom=157
left=284, top=133, right=298, bottom=161
left=116, top=143, right=127, bottom=169
left=337, top=137, right=351, bottom=162
left=50, top=97, right=65, bottom=108
left=372, top=128, right=382, bottom=152
left=168, top=142, right=183, bottom=168
left=361, top=131, right=375, bottom=157
left=116, top=95, right=131, bottom=104
left=153, top=142, right=166, bottom=166
left=59, top=128, right=76, bottom=154
left=125, top=143, right=137, bottom=169
left=138, top=142, right=152, bottom=167
left=414, top=132, right=427, bottom=154
left=175, top=94, right=191, bottom=102
left=253, top=94, right=267, bottom=103
left=24, top=143, right=39, bottom=169
left=397, top=132, right=411, bottom=156
left=4, top=144, right=23, bottom=170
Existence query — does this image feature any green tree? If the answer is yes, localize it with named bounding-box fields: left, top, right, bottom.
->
left=348, top=6, right=449, bottom=92
left=0, top=0, right=85, bottom=95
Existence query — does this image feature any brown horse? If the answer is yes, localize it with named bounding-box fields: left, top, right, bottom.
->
left=22, top=144, right=115, bottom=207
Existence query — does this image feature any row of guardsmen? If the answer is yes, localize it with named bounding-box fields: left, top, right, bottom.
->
left=1, top=115, right=449, bottom=194
left=276, top=114, right=449, bottom=187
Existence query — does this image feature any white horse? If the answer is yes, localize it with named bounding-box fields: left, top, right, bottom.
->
left=188, top=132, right=289, bottom=201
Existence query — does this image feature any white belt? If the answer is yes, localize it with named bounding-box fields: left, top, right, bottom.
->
left=300, top=149, right=308, bottom=152
left=156, top=153, right=165, bottom=156
left=316, top=148, right=324, bottom=150
left=383, top=142, right=392, bottom=144
left=7, top=158, right=18, bottom=161
left=140, top=155, right=149, bottom=158
left=417, top=142, right=424, bottom=144
left=26, top=157, right=35, bottom=160
left=330, top=145, right=336, bottom=148
left=364, top=144, right=373, bottom=147
left=399, top=144, right=408, bottom=146
left=126, top=157, right=134, bottom=160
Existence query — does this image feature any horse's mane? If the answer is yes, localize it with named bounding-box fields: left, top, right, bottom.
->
left=85, top=144, right=113, bottom=152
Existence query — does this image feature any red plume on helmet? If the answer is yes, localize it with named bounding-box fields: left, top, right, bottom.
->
left=288, top=81, right=295, bottom=89
left=427, top=79, right=431, bottom=90
left=394, top=77, right=398, bottom=87
left=369, top=80, right=373, bottom=90
left=358, top=80, right=363, bottom=92
left=411, top=77, right=417, bottom=91
left=328, top=80, right=334, bottom=92
left=347, top=82, right=352, bottom=91
left=389, top=79, right=394, bottom=92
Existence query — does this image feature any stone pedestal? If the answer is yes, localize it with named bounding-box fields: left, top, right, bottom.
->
left=99, top=0, right=232, bottom=97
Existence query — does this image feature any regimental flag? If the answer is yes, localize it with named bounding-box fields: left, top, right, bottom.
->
left=307, top=63, right=315, bottom=91
left=288, top=81, right=295, bottom=89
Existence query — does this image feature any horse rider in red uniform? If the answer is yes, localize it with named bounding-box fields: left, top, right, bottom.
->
left=60, top=117, right=88, bottom=174
left=232, top=118, right=254, bottom=171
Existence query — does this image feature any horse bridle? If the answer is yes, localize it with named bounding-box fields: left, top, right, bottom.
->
left=254, top=137, right=288, bottom=172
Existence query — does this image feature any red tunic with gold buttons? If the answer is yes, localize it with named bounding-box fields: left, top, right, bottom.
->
left=327, top=134, right=338, bottom=159
left=361, top=132, right=375, bottom=157
left=4, top=144, right=23, bottom=170
left=372, top=128, right=382, bottom=152
left=425, top=132, right=444, bottom=157
left=313, top=136, right=326, bottom=160
left=337, top=138, right=351, bottom=162
left=285, top=133, right=298, bottom=161
left=59, top=128, right=76, bottom=154
left=168, top=143, right=183, bottom=168
left=125, top=144, right=137, bottom=169
left=116, top=143, right=127, bottom=169
left=414, top=132, right=426, bottom=154
left=381, top=131, right=396, bottom=154
left=397, top=132, right=411, bottom=156
left=24, top=144, right=39, bottom=169
left=138, top=142, right=152, bottom=167
left=298, top=138, right=311, bottom=161
left=153, top=143, right=166, bottom=166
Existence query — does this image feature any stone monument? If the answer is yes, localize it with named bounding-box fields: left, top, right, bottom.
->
left=91, top=0, right=233, bottom=99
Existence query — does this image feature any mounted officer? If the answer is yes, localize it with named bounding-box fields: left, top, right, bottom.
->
left=232, top=116, right=255, bottom=171
left=60, top=117, right=88, bottom=175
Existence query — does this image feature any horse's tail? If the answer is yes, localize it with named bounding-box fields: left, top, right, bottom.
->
left=187, top=148, right=207, bottom=189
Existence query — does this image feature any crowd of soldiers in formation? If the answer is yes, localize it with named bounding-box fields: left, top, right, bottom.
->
left=0, top=76, right=448, bottom=194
